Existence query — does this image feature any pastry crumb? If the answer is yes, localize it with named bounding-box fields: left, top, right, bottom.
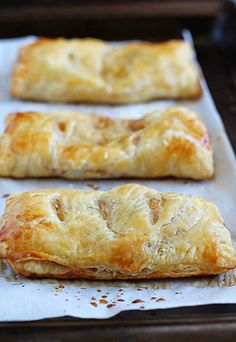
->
left=132, top=299, right=144, bottom=304
left=156, top=297, right=166, bottom=302
left=87, top=183, right=100, bottom=190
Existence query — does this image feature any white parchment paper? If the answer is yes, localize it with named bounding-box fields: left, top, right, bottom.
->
left=0, top=37, right=235, bottom=321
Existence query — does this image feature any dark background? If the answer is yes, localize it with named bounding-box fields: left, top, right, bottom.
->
left=0, top=1, right=236, bottom=341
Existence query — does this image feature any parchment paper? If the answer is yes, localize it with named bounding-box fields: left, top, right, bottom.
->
left=0, top=37, right=235, bottom=321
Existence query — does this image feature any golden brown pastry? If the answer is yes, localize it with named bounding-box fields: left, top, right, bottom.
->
left=11, top=38, right=201, bottom=103
left=0, top=184, right=235, bottom=279
left=0, top=107, right=213, bottom=179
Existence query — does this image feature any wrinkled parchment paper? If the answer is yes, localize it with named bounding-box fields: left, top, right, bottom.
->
left=0, top=37, right=235, bottom=321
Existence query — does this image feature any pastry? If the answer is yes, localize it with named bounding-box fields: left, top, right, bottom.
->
left=11, top=38, right=201, bottom=103
left=0, top=184, right=234, bottom=279
left=0, top=107, right=213, bottom=179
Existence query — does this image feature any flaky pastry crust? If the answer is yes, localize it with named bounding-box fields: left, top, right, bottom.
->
left=11, top=38, right=201, bottom=103
left=0, top=107, right=213, bottom=179
left=0, top=184, right=235, bottom=279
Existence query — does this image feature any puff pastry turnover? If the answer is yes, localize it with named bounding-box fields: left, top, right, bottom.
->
left=0, top=184, right=235, bottom=279
left=0, top=107, right=213, bottom=179
left=11, top=38, right=201, bottom=103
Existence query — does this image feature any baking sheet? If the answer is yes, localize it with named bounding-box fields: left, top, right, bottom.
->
left=0, top=37, right=236, bottom=321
